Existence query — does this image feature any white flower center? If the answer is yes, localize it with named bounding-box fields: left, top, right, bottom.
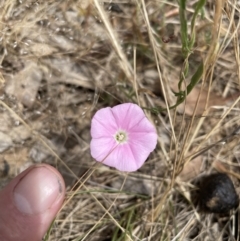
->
left=114, top=130, right=128, bottom=144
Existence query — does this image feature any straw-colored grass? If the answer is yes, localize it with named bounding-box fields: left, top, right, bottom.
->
left=0, top=0, right=240, bottom=240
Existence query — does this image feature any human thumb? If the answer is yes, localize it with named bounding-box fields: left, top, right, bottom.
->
left=0, top=164, right=65, bottom=241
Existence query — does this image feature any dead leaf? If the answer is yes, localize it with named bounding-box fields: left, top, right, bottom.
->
left=179, top=155, right=203, bottom=181
left=43, top=58, right=94, bottom=89
left=0, top=132, right=12, bottom=153
left=5, top=61, right=42, bottom=108
left=9, top=125, right=31, bottom=143
left=212, top=160, right=228, bottom=173
left=0, top=112, right=12, bottom=133
left=213, top=160, right=240, bottom=181
left=172, top=85, right=237, bottom=115
left=3, top=148, right=31, bottom=177
left=29, top=43, right=57, bottom=57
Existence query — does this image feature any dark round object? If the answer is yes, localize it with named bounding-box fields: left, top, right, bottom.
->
left=199, top=173, right=239, bottom=213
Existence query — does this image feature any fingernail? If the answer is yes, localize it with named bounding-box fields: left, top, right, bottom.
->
left=13, top=166, right=63, bottom=215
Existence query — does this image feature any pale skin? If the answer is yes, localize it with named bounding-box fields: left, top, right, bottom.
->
left=0, top=164, right=66, bottom=241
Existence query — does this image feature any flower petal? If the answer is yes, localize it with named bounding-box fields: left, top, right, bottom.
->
left=129, top=116, right=157, bottom=133
left=91, top=107, right=118, bottom=138
left=111, top=103, right=145, bottom=130
left=90, top=137, right=117, bottom=161
left=103, top=144, right=139, bottom=172
left=128, top=131, right=158, bottom=166
left=90, top=103, right=158, bottom=172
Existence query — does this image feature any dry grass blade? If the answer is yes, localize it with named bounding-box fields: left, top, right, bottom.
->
left=0, top=0, right=239, bottom=240
left=93, top=0, right=134, bottom=83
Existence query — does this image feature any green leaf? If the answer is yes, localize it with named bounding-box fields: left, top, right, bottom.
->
left=186, top=61, right=204, bottom=94
left=179, top=0, right=189, bottom=56
left=145, top=61, right=204, bottom=113
left=190, top=0, right=206, bottom=46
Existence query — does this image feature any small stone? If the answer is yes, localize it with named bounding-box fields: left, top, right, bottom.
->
left=199, top=173, right=239, bottom=213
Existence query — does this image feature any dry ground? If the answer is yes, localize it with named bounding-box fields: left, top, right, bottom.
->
left=0, top=0, right=240, bottom=240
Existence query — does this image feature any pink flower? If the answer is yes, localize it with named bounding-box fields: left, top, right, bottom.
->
left=90, top=103, right=157, bottom=172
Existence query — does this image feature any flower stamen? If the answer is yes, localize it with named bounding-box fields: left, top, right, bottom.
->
left=115, top=130, right=128, bottom=144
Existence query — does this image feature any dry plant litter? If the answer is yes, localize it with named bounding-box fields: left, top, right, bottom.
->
left=0, top=0, right=240, bottom=240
